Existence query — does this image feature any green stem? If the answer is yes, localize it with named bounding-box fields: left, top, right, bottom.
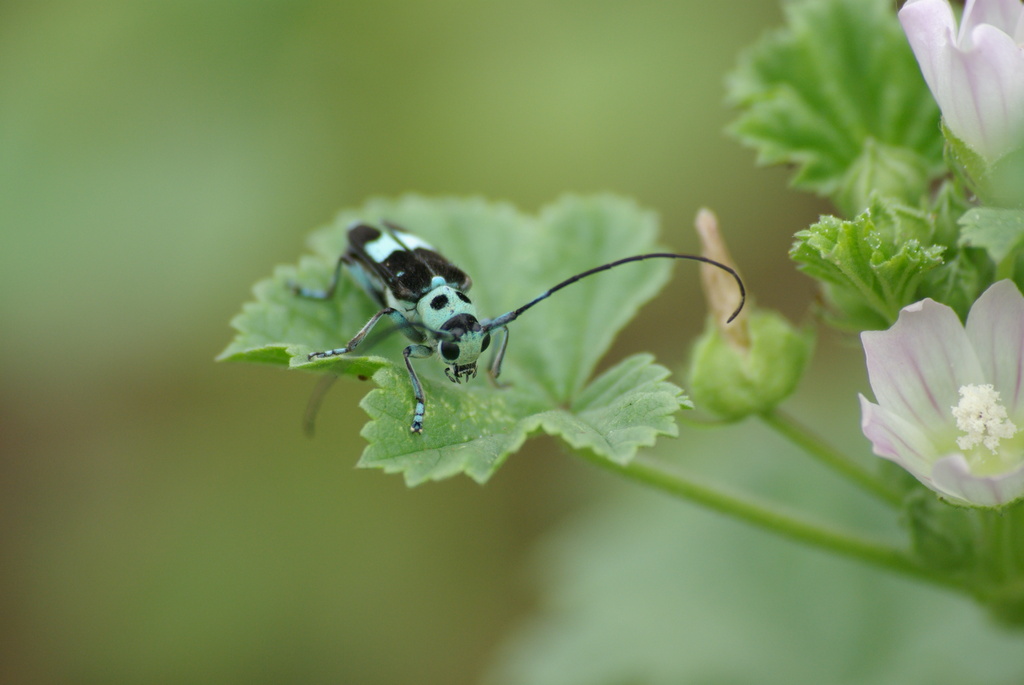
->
left=760, top=408, right=904, bottom=507
left=585, top=453, right=961, bottom=591
left=979, top=503, right=1024, bottom=585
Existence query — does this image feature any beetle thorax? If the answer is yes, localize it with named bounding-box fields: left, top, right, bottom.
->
left=416, top=284, right=492, bottom=380
left=417, top=284, right=477, bottom=331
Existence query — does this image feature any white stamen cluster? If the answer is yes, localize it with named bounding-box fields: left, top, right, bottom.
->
left=951, top=384, right=1018, bottom=453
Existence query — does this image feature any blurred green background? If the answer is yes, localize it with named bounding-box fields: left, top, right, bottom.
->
left=7, top=2, right=1021, bottom=684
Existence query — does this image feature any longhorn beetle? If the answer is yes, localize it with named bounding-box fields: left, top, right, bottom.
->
left=291, top=221, right=745, bottom=433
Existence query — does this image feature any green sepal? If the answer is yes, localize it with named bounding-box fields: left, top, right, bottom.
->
left=987, top=148, right=1024, bottom=210
left=726, top=0, right=943, bottom=216
left=945, top=122, right=1024, bottom=210
left=904, top=498, right=1024, bottom=627
left=790, top=197, right=945, bottom=329
left=687, top=310, right=813, bottom=421
left=976, top=502, right=1024, bottom=626
left=219, top=194, right=693, bottom=484
left=944, top=121, right=989, bottom=202
left=903, top=491, right=977, bottom=573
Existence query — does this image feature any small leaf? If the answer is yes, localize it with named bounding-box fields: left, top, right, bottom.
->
left=220, top=195, right=696, bottom=484
left=727, top=0, right=943, bottom=215
left=555, top=353, right=690, bottom=465
left=217, top=343, right=292, bottom=366
left=959, top=208, right=1024, bottom=267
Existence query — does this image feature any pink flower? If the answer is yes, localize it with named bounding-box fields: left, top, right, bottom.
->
left=859, top=280, right=1024, bottom=507
left=899, top=0, right=1024, bottom=162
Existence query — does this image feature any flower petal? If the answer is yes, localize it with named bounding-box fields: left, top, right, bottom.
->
left=966, top=280, right=1024, bottom=415
left=900, top=0, right=986, bottom=154
left=956, top=23, right=1024, bottom=159
left=905, top=0, right=958, bottom=121
left=959, top=0, right=1023, bottom=45
left=861, top=298, right=985, bottom=432
left=932, top=453, right=1024, bottom=506
left=900, top=0, right=959, bottom=100
left=900, top=0, right=1024, bottom=159
left=859, top=395, right=939, bottom=480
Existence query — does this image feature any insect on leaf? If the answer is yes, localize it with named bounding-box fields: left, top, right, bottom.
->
left=219, top=194, right=694, bottom=485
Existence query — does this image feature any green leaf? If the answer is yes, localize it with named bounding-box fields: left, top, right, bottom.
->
left=727, top=0, right=943, bottom=216
left=959, top=208, right=1024, bottom=270
left=916, top=250, right=988, bottom=323
left=219, top=195, right=694, bottom=484
left=790, top=197, right=945, bottom=329
left=359, top=354, right=688, bottom=485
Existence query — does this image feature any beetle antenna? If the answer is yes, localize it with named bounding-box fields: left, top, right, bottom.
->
left=482, top=253, right=745, bottom=331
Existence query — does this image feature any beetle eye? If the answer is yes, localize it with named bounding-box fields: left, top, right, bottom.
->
left=480, top=333, right=491, bottom=353
left=440, top=341, right=460, bottom=361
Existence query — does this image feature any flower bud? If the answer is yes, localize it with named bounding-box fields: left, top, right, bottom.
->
left=687, top=210, right=813, bottom=420
left=899, top=0, right=1024, bottom=206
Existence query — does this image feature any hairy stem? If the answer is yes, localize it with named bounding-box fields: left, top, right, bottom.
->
left=760, top=408, right=905, bottom=507
left=584, top=454, right=961, bottom=591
